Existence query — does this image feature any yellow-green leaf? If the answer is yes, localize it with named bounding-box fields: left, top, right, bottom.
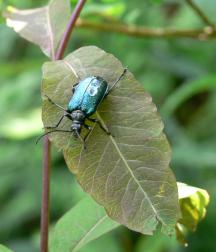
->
left=176, top=182, right=210, bottom=246
left=0, top=245, right=13, bottom=252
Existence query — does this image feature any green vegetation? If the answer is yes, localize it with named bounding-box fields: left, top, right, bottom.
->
left=0, top=0, right=215, bottom=251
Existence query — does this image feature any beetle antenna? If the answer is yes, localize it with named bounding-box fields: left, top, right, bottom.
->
left=108, top=67, right=128, bottom=93
left=44, top=95, right=68, bottom=112
left=35, top=129, right=73, bottom=144
left=35, top=131, right=53, bottom=144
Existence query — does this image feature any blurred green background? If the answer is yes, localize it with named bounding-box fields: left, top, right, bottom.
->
left=0, top=0, right=216, bottom=251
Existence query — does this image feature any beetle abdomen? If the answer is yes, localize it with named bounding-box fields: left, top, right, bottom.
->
left=68, top=76, right=108, bottom=115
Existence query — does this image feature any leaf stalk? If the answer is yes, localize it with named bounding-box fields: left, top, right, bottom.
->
left=40, top=1, right=87, bottom=252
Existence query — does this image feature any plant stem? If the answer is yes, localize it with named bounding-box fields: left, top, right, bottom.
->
left=76, top=19, right=216, bottom=40
left=40, top=136, right=51, bottom=252
left=40, top=1, right=87, bottom=252
left=186, top=0, right=214, bottom=27
left=55, top=0, right=87, bottom=60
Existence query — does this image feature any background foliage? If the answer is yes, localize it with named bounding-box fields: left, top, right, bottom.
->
left=0, top=0, right=215, bottom=251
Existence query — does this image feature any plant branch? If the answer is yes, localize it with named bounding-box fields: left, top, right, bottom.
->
left=40, top=1, right=87, bottom=252
left=40, top=136, right=51, bottom=252
left=186, top=0, right=214, bottom=27
left=76, top=19, right=216, bottom=39
left=55, top=0, right=87, bottom=60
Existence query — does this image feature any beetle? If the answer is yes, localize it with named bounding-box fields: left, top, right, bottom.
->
left=38, top=68, right=127, bottom=148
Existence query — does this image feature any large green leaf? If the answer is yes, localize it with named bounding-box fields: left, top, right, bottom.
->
left=4, top=0, right=70, bottom=58
left=42, top=46, right=180, bottom=235
left=50, top=196, right=119, bottom=252
left=176, top=182, right=210, bottom=246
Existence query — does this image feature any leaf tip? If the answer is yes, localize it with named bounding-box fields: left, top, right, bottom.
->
left=3, top=6, right=27, bottom=33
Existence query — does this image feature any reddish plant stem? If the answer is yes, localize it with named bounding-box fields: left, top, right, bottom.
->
left=40, top=136, right=51, bottom=252
left=40, top=1, right=87, bottom=252
left=55, top=0, right=87, bottom=60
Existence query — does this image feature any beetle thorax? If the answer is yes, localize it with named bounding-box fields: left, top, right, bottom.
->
left=71, top=110, right=85, bottom=121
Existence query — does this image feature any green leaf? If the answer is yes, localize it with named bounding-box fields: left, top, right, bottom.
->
left=4, top=0, right=70, bottom=58
left=0, top=245, right=13, bottom=252
left=176, top=182, right=210, bottom=246
left=50, top=196, right=119, bottom=252
left=42, top=46, right=180, bottom=235
left=150, top=0, right=162, bottom=4
left=161, top=75, right=216, bottom=118
left=50, top=182, right=209, bottom=251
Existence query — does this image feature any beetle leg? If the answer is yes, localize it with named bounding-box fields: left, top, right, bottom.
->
left=72, top=83, right=79, bottom=94
left=45, top=95, right=68, bottom=112
left=87, top=117, right=111, bottom=135
left=106, top=67, right=128, bottom=95
left=75, top=130, right=87, bottom=149
left=44, top=114, right=66, bottom=129
left=36, top=128, right=87, bottom=149
left=84, top=124, right=92, bottom=131
left=84, top=124, right=93, bottom=139
left=83, top=124, right=93, bottom=142
left=45, top=111, right=72, bottom=129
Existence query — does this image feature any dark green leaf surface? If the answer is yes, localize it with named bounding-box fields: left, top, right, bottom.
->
left=42, top=46, right=180, bottom=235
left=4, top=0, right=70, bottom=58
left=50, top=196, right=119, bottom=252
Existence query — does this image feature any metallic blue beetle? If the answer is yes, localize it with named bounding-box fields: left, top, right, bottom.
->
left=43, top=68, right=127, bottom=148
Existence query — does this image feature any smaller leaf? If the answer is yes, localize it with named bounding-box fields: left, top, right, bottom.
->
left=0, top=245, right=13, bottom=252
left=50, top=196, right=119, bottom=252
left=176, top=182, right=210, bottom=246
left=4, top=0, right=70, bottom=58
left=50, top=182, right=209, bottom=251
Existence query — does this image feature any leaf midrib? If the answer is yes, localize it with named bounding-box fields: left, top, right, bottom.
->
left=96, top=111, right=161, bottom=223
left=46, top=4, right=54, bottom=59
left=64, top=62, right=163, bottom=225
left=72, top=215, right=108, bottom=252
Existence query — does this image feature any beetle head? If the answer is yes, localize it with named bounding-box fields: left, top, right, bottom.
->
left=71, top=110, right=85, bottom=137
left=71, top=122, right=82, bottom=137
